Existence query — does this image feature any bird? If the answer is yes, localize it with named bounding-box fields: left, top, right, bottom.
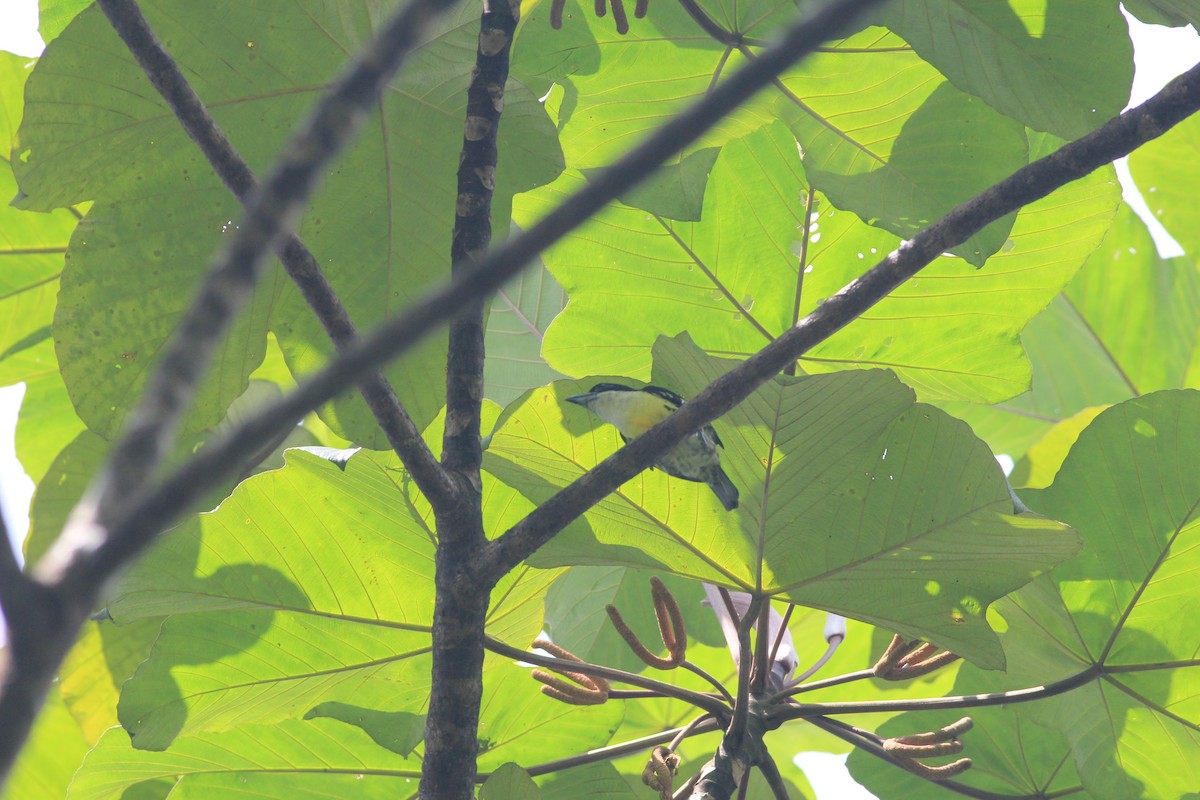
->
left=564, top=382, right=739, bottom=511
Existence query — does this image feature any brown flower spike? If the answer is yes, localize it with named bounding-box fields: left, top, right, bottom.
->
left=530, top=638, right=610, bottom=705
left=606, top=576, right=687, bottom=669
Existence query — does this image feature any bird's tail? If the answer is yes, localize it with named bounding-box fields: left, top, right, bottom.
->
left=707, top=468, right=739, bottom=511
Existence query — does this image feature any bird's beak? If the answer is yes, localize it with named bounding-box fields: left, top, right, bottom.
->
left=564, top=392, right=595, bottom=407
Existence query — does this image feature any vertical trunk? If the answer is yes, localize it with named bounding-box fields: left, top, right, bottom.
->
left=421, top=0, right=518, bottom=796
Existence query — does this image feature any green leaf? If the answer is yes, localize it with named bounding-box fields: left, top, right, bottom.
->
left=857, top=391, right=1200, bottom=799
left=484, top=256, right=569, bottom=408
left=0, top=690, right=89, bottom=800
left=108, top=449, right=559, bottom=749
left=943, top=201, right=1199, bottom=458
left=16, top=1, right=561, bottom=445
left=487, top=335, right=1080, bottom=666
left=779, top=79, right=1026, bottom=264
left=1129, top=108, right=1200, bottom=259
left=539, top=763, right=638, bottom=799
left=38, top=0, right=92, bottom=43
left=67, top=720, right=420, bottom=800
left=303, top=704, right=425, bottom=758
left=1009, top=406, right=1104, bottom=490
left=519, top=123, right=1113, bottom=403
left=480, top=763, right=541, bottom=800
left=1123, top=0, right=1200, bottom=26
left=876, top=0, right=1132, bottom=139
left=0, top=50, right=75, bottom=393
left=60, top=618, right=162, bottom=744
left=514, top=7, right=1029, bottom=265
left=587, top=147, right=720, bottom=222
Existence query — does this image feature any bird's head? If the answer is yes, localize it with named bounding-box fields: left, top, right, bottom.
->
left=564, top=382, right=637, bottom=410
left=565, top=383, right=683, bottom=438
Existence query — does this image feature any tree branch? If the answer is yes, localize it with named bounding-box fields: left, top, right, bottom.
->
left=0, top=508, right=24, bottom=619
left=422, top=0, right=519, bottom=793
left=756, top=753, right=792, bottom=800
left=484, top=58, right=1200, bottom=576
left=769, top=665, right=1102, bottom=723
left=93, top=0, right=456, bottom=509
left=0, top=0, right=466, bottom=782
left=42, top=0, right=463, bottom=587
left=484, top=635, right=731, bottom=717
left=33, top=0, right=886, bottom=598
left=505, top=717, right=722, bottom=778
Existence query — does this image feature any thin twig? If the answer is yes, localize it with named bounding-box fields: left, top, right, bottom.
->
left=767, top=603, right=795, bottom=672
left=751, top=600, right=771, bottom=693
left=769, top=664, right=1102, bottom=723
left=683, top=660, right=736, bottom=704
left=671, top=712, right=716, bottom=751
left=493, top=717, right=722, bottom=778
left=484, top=635, right=730, bottom=717
left=756, top=753, right=792, bottom=800
left=93, top=0, right=456, bottom=509
left=770, top=668, right=877, bottom=702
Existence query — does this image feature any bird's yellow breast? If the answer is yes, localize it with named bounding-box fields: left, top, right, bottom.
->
left=591, top=391, right=676, bottom=438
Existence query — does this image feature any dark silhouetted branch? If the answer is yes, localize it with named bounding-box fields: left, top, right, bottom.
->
left=93, top=0, right=455, bottom=509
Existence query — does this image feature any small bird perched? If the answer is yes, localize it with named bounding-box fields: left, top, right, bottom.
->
left=565, top=383, right=739, bottom=511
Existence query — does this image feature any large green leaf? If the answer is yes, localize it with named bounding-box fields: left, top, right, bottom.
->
left=0, top=52, right=75, bottom=362
left=1124, top=0, right=1200, bottom=25
left=15, top=0, right=562, bottom=446
left=0, top=690, right=89, bottom=800
left=484, top=255, right=569, bottom=407
left=37, top=0, right=92, bottom=42
left=59, top=617, right=162, bottom=745
left=848, top=664, right=1088, bottom=799
left=944, top=202, right=1200, bottom=459
left=107, top=448, right=560, bottom=749
left=513, top=5, right=1029, bottom=264
left=2, top=338, right=84, bottom=484
left=853, top=391, right=1200, bottom=800
left=486, top=335, right=1080, bottom=666
left=517, top=124, right=1113, bottom=403
left=542, top=566, right=728, bottom=670
left=875, top=0, right=1133, bottom=139
left=0, top=52, right=82, bottom=481
left=1129, top=107, right=1200, bottom=260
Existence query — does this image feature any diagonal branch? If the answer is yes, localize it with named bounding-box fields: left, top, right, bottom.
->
left=769, top=664, right=1102, bottom=723
left=93, top=0, right=456, bottom=510
left=484, top=58, right=1200, bottom=576
left=0, top=508, right=23, bottom=618
left=484, top=635, right=730, bottom=716
left=41, top=0, right=463, bottom=583
left=46, top=0, right=888, bottom=593
left=42, top=23, right=1198, bottom=597
left=0, top=0, right=466, bottom=783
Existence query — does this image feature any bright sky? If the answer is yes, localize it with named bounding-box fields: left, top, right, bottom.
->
left=0, top=3, right=1197, bottom=798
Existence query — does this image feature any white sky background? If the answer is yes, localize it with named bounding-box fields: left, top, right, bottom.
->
left=0, top=3, right=1198, bottom=798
